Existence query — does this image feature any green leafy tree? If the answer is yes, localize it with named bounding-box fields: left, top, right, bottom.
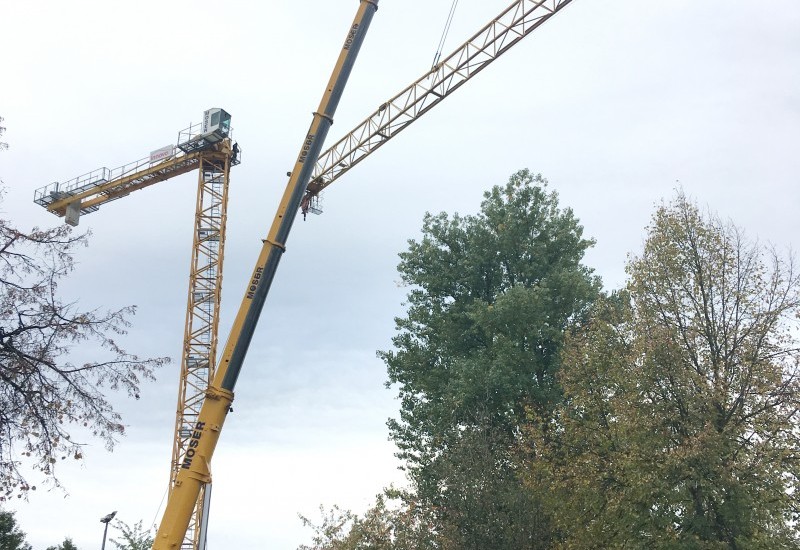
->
left=298, top=504, right=359, bottom=550
left=109, top=519, right=153, bottom=550
left=46, top=537, right=79, bottom=550
left=298, top=492, right=437, bottom=550
left=381, top=170, right=600, bottom=548
left=0, top=509, right=32, bottom=550
left=537, top=193, right=800, bottom=548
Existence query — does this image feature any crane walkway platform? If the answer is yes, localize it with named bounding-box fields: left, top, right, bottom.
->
left=34, top=117, right=240, bottom=225
left=34, top=152, right=202, bottom=214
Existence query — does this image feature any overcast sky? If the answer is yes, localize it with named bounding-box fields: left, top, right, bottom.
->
left=2, top=0, right=799, bottom=548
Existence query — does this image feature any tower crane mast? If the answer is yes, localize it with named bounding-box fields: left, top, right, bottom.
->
left=34, top=111, right=240, bottom=550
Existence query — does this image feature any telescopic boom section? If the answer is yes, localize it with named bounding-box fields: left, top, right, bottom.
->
left=302, top=0, right=573, bottom=213
left=151, top=2, right=379, bottom=548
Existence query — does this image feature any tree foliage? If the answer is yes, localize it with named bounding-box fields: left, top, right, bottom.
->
left=380, top=170, right=600, bottom=548
left=0, top=509, right=32, bottom=550
left=0, top=197, right=168, bottom=499
left=46, top=537, right=79, bottom=550
left=534, top=193, right=800, bottom=548
left=308, top=185, right=800, bottom=548
left=109, top=519, right=154, bottom=550
left=298, top=493, right=436, bottom=550
left=0, top=508, right=79, bottom=550
left=0, top=117, right=7, bottom=152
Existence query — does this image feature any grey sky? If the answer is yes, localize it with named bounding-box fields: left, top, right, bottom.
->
left=2, top=0, right=799, bottom=548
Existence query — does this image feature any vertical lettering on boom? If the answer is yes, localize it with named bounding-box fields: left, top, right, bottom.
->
left=343, top=23, right=359, bottom=51
left=297, top=134, right=315, bottom=165
left=245, top=267, right=264, bottom=300
left=181, top=421, right=206, bottom=470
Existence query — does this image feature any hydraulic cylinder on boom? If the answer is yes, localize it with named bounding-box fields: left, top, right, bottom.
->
left=151, top=1, right=379, bottom=548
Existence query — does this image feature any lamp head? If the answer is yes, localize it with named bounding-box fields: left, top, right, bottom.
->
left=100, top=511, right=117, bottom=524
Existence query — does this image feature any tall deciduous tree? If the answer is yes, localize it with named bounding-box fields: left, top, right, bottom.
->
left=0, top=509, right=32, bottom=550
left=538, top=193, right=800, bottom=548
left=0, top=192, right=168, bottom=499
left=381, top=170, right=599, bottom=548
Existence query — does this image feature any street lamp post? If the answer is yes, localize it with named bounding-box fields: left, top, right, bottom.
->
left=100, top=511, right=117, bottom=550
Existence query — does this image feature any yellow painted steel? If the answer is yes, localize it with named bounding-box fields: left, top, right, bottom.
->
left=35, top=137, right=236, bottom=550
left=45, top=151, right=205, bottom=217
left=306, top=0, right=575, bottom=206
left=171, top=143, right=232, bottom=550
left=152, top=2, right=379, bottom=548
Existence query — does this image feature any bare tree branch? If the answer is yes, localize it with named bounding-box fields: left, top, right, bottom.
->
left=0, top=190, right=168, bottom=499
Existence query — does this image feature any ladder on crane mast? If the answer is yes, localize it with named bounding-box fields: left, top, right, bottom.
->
left=33, top=108, right=240, bottom=550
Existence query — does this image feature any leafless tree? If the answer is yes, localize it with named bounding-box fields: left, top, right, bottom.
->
left=0, top=126, right=167, bottom=498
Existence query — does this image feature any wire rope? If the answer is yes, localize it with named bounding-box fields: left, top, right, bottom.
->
left=431, top=0, right=460, bottom=69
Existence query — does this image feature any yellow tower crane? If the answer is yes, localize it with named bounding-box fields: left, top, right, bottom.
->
left=33, top=109, right=240, bottom=550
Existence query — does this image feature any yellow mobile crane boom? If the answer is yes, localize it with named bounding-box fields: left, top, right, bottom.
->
left=154, top=0, right=575, bottom=547
left=152, top=1, right=379, bottom=547
left=34, top=111, right=240, bottom=550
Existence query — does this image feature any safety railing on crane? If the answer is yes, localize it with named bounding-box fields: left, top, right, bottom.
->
left=33, top=119, right=241, bottom=215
